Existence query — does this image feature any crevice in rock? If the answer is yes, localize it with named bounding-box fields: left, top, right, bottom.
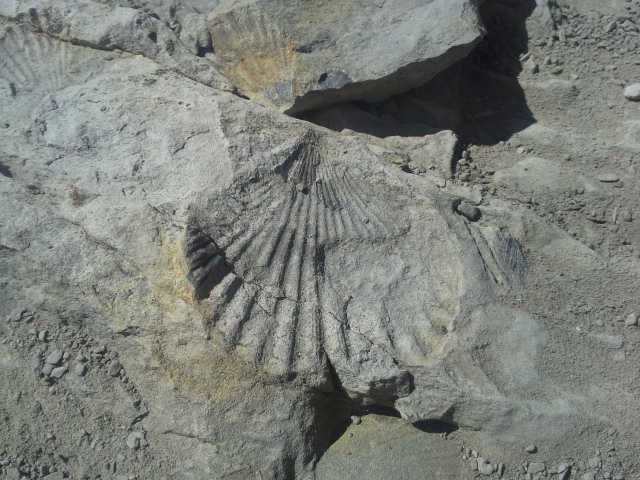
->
left=412, top=407, right=459, bottom=434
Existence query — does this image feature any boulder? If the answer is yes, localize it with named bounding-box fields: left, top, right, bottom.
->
left=208, top=0, right=485, bottom=113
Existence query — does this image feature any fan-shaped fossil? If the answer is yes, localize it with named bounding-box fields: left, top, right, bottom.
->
left=0, top=25, right=94, bottom=99
left=183, top=132, right=437, bottom=381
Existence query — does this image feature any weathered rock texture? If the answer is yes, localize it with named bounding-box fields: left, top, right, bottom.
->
left=0, top=0, right=235, bottom=92
left=0, top=12, right=582, bottom=477
left=208, top=0, right=486, bottom=113
left=1, top=0, right=640, bottom=479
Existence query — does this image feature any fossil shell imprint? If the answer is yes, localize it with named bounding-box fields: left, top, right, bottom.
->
left=182, top=132, right=445, bottom=379
left=0, top=25, right=80, bottom=98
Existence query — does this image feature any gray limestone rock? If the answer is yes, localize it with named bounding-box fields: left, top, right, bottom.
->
left=624, top=84, right=640, bottom=101
left=45, top=349, right=63, bottom=365
left=0, top=0, right=235, bottom=93
left=208, top=0, right=485, bottom=113
left=0, top=4, right=630, bottom=478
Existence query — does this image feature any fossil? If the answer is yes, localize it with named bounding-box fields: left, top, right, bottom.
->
left=184, top=132, right=418, bottom=376
left=0, top=25, right=90, bottom=98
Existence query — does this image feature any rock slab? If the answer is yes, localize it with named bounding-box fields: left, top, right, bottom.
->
left=208, top=0, right=485, bottom=113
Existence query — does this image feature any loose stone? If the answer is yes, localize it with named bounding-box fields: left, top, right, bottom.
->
left=623, top=83, right=640, bottom=101
left=625, top=313, right=637, bottom=326
left=478, top=458, right=495, bottom=476
left=525, top=445, right=538, bottom=453
left=588, top=457, right=601, bottom=469
left=598, top=174, right=619, bottom=183
left=45, top=349, right=63, bottom=365
left=456, top=203, right=481, bottom=222
left=108, top=360, right=122, bottom=377
left=75, top=363, right=88, bottom=376
left=528, top=462, right=546, bottom=474
left=50, top=366, right=68, bottom=378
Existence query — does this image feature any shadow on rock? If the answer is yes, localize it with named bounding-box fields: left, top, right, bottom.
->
left=300, top=0, right=552, bottom=145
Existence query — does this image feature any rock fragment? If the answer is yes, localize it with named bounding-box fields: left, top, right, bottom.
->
left=208, top=0, right=484, bottom=113
left=456, top=203, right=482, bottom=222
left=477, top=457, right=495, bottom=475
left=50, top=367, right=68, bottom=379
left=126, top=431, right=148, bottom=450
left=625, top=313, right=637, bottom=326
left=45, top=349, right=63, bottom=365
left=624, top=84, right=640, bottom=101
left=588, top=457, right=601, bottom=469
left=528, top=462, right=546, bottom=474
left=597, top=174, right=620, bottom=183
left=108, top=360, right=122, bottom=377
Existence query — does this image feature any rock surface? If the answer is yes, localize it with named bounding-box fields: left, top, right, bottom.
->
left=0, top=0, right=640, bottom=479
left=208, top=0, right=485, bottom=113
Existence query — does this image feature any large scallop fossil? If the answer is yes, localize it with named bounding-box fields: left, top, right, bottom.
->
left=182, top=130, right=481, bottom=402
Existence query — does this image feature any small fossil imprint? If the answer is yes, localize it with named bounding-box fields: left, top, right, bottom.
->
left=469, top=224, right=526, bottom=289
left=0, top=25, right=98, bottom=99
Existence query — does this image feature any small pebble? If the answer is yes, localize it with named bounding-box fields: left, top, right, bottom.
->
left=92, top=345, right=107, bottom=354
left=588, top=457, right=601, bottom=469
left=456, top=203, right=481, bottom=222
left=623, top=83, right=640, bottom=101
left=477, top=457, right=495, bottom=476
left=351, top=415, right=362, bottom=425
left=625, top=313, right=637, bottom=326
left=108, top=360, right=122, bottom=377
left=45, top=349, right=63, bottom=365
left=598, top=174, right=619, bottom=183
left=525, top=445, right=538, bottom=453
left=50, top=366, right=68, bottom=379
left=75, top=363, right=88, bottom=376
left=528, top=462, right=546, bottom=474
